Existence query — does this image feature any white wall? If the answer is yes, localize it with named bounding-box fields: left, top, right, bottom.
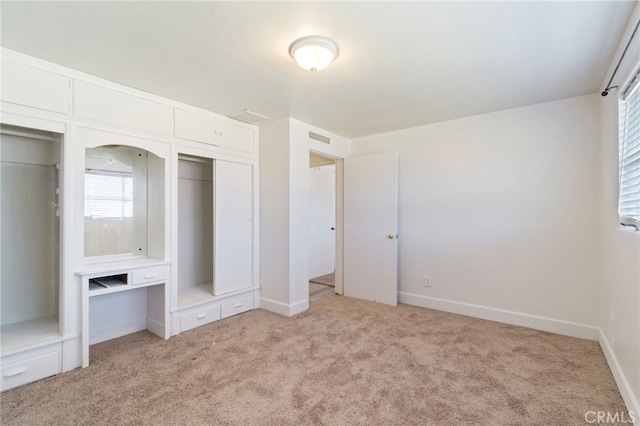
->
left=259, top=118, right=349, bottom=315
left=351, top=95, right=601, bottom=337
left=259, top=118, right=292, bottom=308
left=597, top=2, right=640, bottom=415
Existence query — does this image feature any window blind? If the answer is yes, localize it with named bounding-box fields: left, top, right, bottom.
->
left=619, top=74, right=640, bottom=225
left=84, top=172, right=133, bottom=219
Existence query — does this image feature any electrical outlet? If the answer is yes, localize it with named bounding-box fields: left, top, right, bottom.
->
left=423, top=275, right=432, bottom=287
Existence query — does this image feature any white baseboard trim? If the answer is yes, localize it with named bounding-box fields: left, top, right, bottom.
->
left=89, top=318, right=146, bottom=345
left=259, top=297, right=309, bottom=317
left=289, top=299, right=309, bottom=316
left=399, top=292, right=599, bottom=340
left=259, top=297, right=290, bottom=316
left=599, top=330, right=640, bottom=418
left=146, top=318, right=165, bottom=339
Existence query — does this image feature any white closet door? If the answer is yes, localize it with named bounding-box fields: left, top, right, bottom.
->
left=214, top=160, right=253, bottom=295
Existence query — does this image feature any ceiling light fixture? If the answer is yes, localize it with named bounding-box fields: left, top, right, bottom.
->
left=289, top=35, right=339, bottom=72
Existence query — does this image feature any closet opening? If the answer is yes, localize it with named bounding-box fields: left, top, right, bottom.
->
left=177, top=154, right=214, bottom=307
left=308, top=152, right=337, bottom=305
left=1, top=124, right=63, bottom=352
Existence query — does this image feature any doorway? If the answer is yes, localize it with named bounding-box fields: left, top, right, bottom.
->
left=308, top=152, right=337, bottom=305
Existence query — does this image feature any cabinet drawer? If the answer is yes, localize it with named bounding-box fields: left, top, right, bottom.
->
left=1, top=350, right=61, bottom=391
left=221, top=293, right=254, bottom=319
left=174, top=109, right=254, bottom=153
left=131, top=265, right=169, bottom=286
left=180, top=305, right=221, bottom=333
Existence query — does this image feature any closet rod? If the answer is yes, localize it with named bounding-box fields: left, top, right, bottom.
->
left=0, top=128, right=58, bottom=142
left=601, top=18, right=640, bottom=97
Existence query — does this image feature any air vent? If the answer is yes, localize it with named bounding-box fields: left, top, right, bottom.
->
left=309, top=131, right=330, bottom=144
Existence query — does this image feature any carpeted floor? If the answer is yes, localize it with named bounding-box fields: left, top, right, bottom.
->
left=0, top=297, right=627, bottom=425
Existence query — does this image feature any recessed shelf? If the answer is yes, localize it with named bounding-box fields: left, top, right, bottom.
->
left=178, top=284, right=215, bottom=308
left=89, top=274, right=128, bottom=292
left=1, top=317, right=61, bottom=355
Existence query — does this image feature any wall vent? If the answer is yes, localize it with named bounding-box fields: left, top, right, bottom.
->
left=308, top=131, right=330, bottom=144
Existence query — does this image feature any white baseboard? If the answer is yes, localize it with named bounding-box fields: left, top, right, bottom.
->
left=89, top=318, right=146, bottom=345
left=599, top=330, right=640, bottom=418
left=260, top=297, right=309, bottom=317
left=289, top=299, right=309, bottom=316
left=146, top=318, right=165, bottom=339
left=399, top=292, right=599, bottom=340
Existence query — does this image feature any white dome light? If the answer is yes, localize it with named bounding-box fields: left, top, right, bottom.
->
left=289, top=36, right=339, bottom=72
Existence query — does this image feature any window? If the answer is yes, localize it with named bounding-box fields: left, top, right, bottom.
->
left=619, top=72, right=640, bottom=229
left=84, top=171, right=133, bottom=219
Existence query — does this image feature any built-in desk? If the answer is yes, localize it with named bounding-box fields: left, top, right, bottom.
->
left=76, top=258, right=170, bottom=367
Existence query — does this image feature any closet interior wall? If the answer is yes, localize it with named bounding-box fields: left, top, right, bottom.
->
left=177, top=155, right=214, bottom=304
left=1, top=126, right=61, bottom=349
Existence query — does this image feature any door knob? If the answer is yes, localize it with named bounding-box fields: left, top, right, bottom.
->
left=387, top=234, right=395, bottom=239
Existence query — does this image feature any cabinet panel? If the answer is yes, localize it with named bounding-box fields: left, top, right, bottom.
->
left=179, top=304, right=220, bottom=333
left=1, top=59, right=71, bottom=114
left=1, top=347, right=61, bottom=391
left=221, top=293, right=253, bottom=319
left=214, top=161, right=253, bottom=295
left=174, top=109, right=254, bottom=153
left=74, top=81, right=174, bottom=135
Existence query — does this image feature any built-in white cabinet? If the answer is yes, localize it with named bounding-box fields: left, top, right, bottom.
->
left=77, top=259, right=170, bottom=367
left=0, top=49, right=259, bottom=390
left=172, top=148, right=255, bottom=335
left=1, top=58, right=71, bottom=114
left=174, top=109, right=254, bottom=153
left=76, top=127, right=171, bottom=366
left=74, top=81, right=174, bottom=136
left=0, top=124, right=67, bottom=391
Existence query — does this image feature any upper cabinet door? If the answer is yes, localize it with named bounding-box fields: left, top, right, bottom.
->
left=174, top=109, right=254, bottom=154
left=1, top=59, right=71, bottom=114
left=74, top=81, right=174, bottom=135
left=214, top=160, right=253, bottom=295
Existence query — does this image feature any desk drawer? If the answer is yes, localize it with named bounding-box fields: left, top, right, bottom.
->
left=221, top=293, right=254, bottom=319
left=1, top=349, right=61, bottom=391
left=180, top=305, right=221, bottom=333
left=131, top=265, right=169, bottom=286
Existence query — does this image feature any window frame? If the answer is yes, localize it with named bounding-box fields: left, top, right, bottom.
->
left=618, top=68, right=640, bottom=231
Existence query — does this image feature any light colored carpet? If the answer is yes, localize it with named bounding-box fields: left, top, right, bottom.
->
left=0, top=297, right=627, bottom=425
left=309, top=272, right=335, bottom=287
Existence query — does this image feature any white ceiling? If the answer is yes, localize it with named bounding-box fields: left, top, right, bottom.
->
left=1, top=1, right=636, bottom=138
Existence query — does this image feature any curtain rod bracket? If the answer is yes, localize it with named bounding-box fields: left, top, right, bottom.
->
left=601, top=86, right=618, bottom=96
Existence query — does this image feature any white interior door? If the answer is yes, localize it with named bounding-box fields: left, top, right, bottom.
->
left=343, top=151, right=398, bottom=305
left=308, top=165, right=336, bottom=279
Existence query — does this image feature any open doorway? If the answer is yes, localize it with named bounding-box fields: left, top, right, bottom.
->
left=308, top=152, right=337, bottom=305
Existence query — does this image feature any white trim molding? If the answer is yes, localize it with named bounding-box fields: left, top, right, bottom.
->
left=599, top=330, right=640, bottom=418
left=259, top=297, right=309, bottom=317
left=399, top=292, right=599, bottom=340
